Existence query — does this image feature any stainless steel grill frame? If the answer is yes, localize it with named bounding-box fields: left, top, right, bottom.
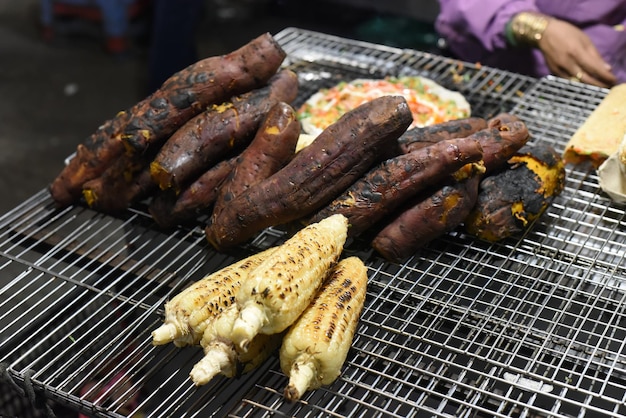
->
left=2, top=27, right=626, bottom=417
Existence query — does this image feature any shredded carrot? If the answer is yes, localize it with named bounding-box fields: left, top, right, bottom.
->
left=298, top=76, right=470, bottom=133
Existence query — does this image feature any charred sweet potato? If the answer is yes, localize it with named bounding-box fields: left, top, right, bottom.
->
left=81, top=151, right=157, bottom=214
left=487, top=112, right=521, bottom=127
left=401, top=116, right=529, bottom=175
left=149, top=157, right=236, bottom=229
left=122, top=33, right=287, bottom=155
left=465, top=120, right=530, bottom=173
left=398, top=117, right=487, bottom=153
left=308, top=137, right=484, bottom=237
left=464, top=144, right=566, bottom=242
left=211, top=101, right=300, bottom=221
left=371, top=163, right=483, bottom=262
left=49, top=33, right=286, bottom=207
left=150, top=69, right=299, bottom=193
left=49, top=110, right=130, bottom=207
left=205, top=95, right=414, bottom=251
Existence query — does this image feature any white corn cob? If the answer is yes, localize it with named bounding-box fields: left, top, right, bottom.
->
left=231, top=214, right=349, bottom=351
left=151, top=248, right=275, bottom=346
left=190, top=304, right=282, bottom=385
left=190, top=328, right=282, bottom=385
left=279, top=256, right=368, bottom=401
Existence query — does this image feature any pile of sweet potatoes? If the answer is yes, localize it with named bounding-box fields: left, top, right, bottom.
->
left=49, top=32, right=290, bottom=208
left=49, top=33, right=566, bottom=263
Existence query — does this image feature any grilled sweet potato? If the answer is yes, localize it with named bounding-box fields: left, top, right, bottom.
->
left=149, top=157, right=236, bottom=229
left=398, top=117, right=487, bottom=153
left=371, top=163, right=482, bottom=262
left=122, top=33, right=287, bottom=155
left=401, top=116, right=529, bottom=174
left=150, top=69, right=299, bottom=193
left=150, top=102, right=300, bottom=229
left=308, top=137, right=484, bottom=237
left=211, top=101, right=300, bottom=221
left=205, top=95, right=414, bottom=251
left=49, top=33, right=286, bottom=207
left=465, top=119, right=530, bottom=173
left=49, top=110, right=130, bottom=207
left=464, top=144, right=566, bottom=242
left=488, top=112, right=521, bottom=127
left=368, top=117, right=529, bottom=259
left=81, top=152, right=157, bottom=214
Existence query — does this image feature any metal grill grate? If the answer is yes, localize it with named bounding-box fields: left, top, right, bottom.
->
left=2, top=27, right=626, bottom=417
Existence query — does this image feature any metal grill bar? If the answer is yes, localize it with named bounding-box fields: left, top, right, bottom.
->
left=2, top=27, right=626, bottom=418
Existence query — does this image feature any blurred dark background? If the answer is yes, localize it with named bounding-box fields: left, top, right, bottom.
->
left=0, top=0, right=442, bottom=214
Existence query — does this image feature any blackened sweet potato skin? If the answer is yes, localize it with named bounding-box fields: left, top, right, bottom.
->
left=369, top=117, right=530, bottom=260
left=371, top=167, right=481, bottom=262
left=470, top=120, right=530, bottom=173
left=205, top=95, right=414, bottom=250
left=149, top=157, right=236, bottom=229
left=309, top=137, right=484, bottom=237
left=122, top=33, right=287, bottom=155
left=49, top=33, right=286, bottom=208
left=150, top=69, right=299, bottom=193
left=488, top=112, right=521, bottom=127
left=81, top=152, right=157, bottom=214
left=49, top=110, right=130, bottom=207
left=398, top=117, right=487, bottom=153
left=464, top=144, right=566, bottom=242
left=211, top=101, right=300, bottom=221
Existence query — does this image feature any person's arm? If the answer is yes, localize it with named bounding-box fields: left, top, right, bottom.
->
left=437, top=0, right=617, bottom=87
left=436, top=0, right=539, bottom=55
left=508, top=13, right=616, bottom=87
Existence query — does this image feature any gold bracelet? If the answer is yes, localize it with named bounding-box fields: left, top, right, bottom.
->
left=510, top=12, right=550, bottom=47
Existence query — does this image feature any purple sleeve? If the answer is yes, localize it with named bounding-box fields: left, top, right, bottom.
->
left=436, top=0, right=539, bottom=59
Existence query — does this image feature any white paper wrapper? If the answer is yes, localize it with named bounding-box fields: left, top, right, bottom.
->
left=598, top=134, right=626, bottom=203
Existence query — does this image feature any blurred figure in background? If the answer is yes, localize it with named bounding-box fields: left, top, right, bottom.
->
left=147, top=0, right=205, bottom=93
left=435, top=0, right=626, bottom=87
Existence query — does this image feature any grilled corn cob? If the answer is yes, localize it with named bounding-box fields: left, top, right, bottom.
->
left=151, top=248, right=275, bottom=347
left=190, top=328, right=282, bottom=385
left=231, top=214, right=349, bottom=351
left=280, top=256, right=368, bottom=401
left=189, top=267, right=287, bottom=385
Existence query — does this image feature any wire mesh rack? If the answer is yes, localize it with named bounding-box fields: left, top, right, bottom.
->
left=1, top=27, right=626, bottom=418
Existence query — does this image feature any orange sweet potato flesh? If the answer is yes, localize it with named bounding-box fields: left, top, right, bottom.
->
left=205, top=95, right=414, bottom=251
left=464, top=144, right=566, bottom=242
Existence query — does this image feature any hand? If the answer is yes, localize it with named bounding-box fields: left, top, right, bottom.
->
left=538, top=18, right=616, bottom=88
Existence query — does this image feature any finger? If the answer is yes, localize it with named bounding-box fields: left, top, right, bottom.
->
left=578, top=70, right=614, bottom=89
left=577, top=48, right=617, bottom=86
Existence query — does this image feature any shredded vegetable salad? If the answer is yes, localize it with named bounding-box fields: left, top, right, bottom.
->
left=298, top=76, right=470, bottom=135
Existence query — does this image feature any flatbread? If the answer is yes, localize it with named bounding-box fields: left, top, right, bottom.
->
left=563, top=83, right=626, bottom=167
left=297, top=76, right=471, bottom=137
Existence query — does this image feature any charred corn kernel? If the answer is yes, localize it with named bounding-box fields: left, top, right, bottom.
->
left=280, top=256, right=368, bottom=402
left=190, top=331, right=283, bottom=386
left=231, top=214, right=349, bottom=351
left=151, top=248, right=275, bottom=346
